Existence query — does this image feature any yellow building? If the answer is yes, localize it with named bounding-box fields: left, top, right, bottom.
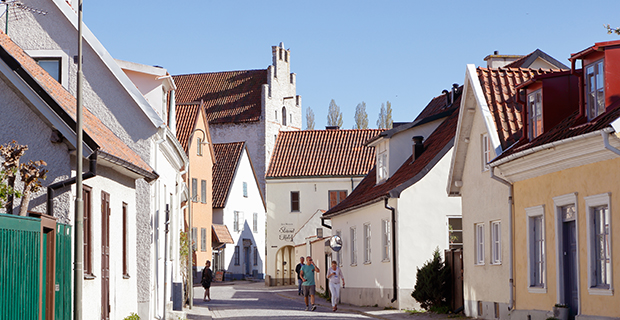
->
left=492, top=40, right=620, bottom=320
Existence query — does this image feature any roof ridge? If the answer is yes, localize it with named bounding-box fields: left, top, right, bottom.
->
left=173, top=68, right=267, bottom=77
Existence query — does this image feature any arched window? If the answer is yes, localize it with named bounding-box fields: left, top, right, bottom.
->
left=282, top=107, right=287, bottom=126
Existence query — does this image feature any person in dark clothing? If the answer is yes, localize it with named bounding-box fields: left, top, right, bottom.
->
left=295, top=256, right=305, bottom=295
left=202, top=260, right=213, bottom=301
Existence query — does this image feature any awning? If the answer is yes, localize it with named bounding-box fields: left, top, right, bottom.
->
left=212, top=224, right=234, bottom=249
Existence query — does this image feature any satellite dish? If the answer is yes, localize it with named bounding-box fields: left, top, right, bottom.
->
left=329, top=235, right=342, bottom=252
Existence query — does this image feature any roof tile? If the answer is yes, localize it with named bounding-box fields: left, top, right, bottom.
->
left=212, top=142, right=245, bottom=208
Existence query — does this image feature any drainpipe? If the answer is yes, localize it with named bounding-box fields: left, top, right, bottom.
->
left=321, top=217, right=332, bottom=230
left=47, top=152, right=97, bottom=216
left=384, top=198, right=397, bottom=303
left=490, top=167, right=513, bottom=310
left=602, top=130, right=620, bottom=156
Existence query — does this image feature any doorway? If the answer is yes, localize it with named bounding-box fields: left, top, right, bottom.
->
left=558, top=204, right=578, bottom=319
left=101, top=192, right=110, bottom=320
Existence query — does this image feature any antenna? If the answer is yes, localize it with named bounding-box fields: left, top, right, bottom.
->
left=0, top=0, right=47, bottom=35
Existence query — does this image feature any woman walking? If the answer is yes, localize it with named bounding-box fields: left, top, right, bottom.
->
left=202, top=260, right=213, bottom=301
left=327, top=260, right=345, bottom=312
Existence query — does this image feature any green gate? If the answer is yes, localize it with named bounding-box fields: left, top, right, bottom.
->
left=0, top=213, right=41, bottom=320
left=55, top=223, right=72, bottom=320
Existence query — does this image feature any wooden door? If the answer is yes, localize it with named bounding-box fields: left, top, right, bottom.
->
left=101, top=192, right=110, bottom=320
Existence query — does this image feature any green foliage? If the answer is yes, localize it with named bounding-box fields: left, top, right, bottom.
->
left=354, top=102, right=369, bottom=129
left=123, top=313, right=140, bottom=320
left=179, top=230, right=192, bottom=305
left=306, top=107, right=315, bottom=130
left=605, top=24, right=620, bottom=35
left=0, top=167, right=22, bottom=207
left=327, top=99, right=343, bottom=128
left=411, top=248, right=451, bottom=311
left=376, top=101, right=393, bottom=129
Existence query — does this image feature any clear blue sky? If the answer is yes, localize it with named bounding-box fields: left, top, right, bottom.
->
left=84, top=0, right=619, bottom=129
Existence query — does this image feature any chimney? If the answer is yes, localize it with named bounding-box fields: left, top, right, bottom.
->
left=412, top=136, right=424, bottom=160
left=326, top=126, right=339, bottom=130
left=483, top=50, right=524, bottom=68
left=442, top=89, right=450, bottom=106
left=451, top=83, right=459, bottom=104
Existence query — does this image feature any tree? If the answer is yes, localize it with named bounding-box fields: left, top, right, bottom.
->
left=306, top=107, right=315, bottom=130
left=327, top=99, right=343, bottom=128
left=353, top=102, right=369, bottom=129
left=18, top=160, right=47, bottom=216
left=376, top=101, right=393, bottom=129
left=605, top=24, right=620, bottom=35
left=0, top=140, right=27, bottom=214
left=411, top=248, right=451, bottom=311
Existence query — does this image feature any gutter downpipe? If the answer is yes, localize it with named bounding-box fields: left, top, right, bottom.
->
left=385, top=198, right=397, bottom=303
left=47, top=152, right=97, bottom=216
left=490, top=167, right=513, bottom=311
left=153, top=136, right=165, bottom=319
left=321, top=217, right=331, bottom=230
left=602, top=130, right=620, bottom=156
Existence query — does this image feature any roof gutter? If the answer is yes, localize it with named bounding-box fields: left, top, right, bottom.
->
left=385, top=198, right=397, bottom=303
left=490, top=167, right=513, bottom=311
left=490, top=127, right=614, bottom=168
left=98, top=151, right=159, bottom=182
left=47, top=151, right=97, bottom=216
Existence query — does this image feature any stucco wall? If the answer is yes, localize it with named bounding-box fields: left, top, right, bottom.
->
left=512, top=156, right=620, bottom=318
left=460, top=108, right=511, bottom=318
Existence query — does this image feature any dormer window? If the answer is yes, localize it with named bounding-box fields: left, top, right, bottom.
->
left=586, top=59, right=605, bottom=120
left=528, top=89, right=543, bottom=139
left=376, top=142, right=388, bottom=183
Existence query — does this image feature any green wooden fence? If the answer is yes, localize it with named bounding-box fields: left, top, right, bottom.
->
left=55, top=223, right=72, bottom=320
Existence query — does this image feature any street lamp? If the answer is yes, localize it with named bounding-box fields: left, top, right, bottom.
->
left=186, top=128, right=207, bottom=308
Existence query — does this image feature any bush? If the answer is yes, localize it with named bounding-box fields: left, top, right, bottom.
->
left=123, top=313, right=140, bottom=320
left=411, top=248, right=451, bottom=311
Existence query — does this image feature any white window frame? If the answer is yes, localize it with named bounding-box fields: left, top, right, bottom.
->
left=364, top=223, right=371, bottom=264
left=475, top=223, right=485, bottom=265
left=234, top=211, right=240, bottom=232
left=585, top=59, right=605, bottom=120
left=350, top=227, right=357, bottom=266
left=528, top=89, right=543, bottom=139
left=448, top=216, right=463, bottom=249
left=491, top=221, right=501, bottom=265
left=382, top=219, right=391, bottom=262
left=26, top=50, right=69, bottom=88
left=253, top=212, right=258, bottom=233
left=585, top=193, right=613, bottom=296
left=243, top=182, right=248, bottom=198
left=526, top=205, right=546, bottom=293
left=376, top=141, right=388, bottom=183
left=481, top=133, right=491, bottom=171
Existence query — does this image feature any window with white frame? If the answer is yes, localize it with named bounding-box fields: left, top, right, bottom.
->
left=491, top=221, right=501, bottom=264
left=585, top=193, right=613, bottom=294
left=376, top=142, right=388, bottom=182
left=481, top=133, right=491, bottom=171
left=448, top=217, right=463, bottom=249
left=585, top=59, right=605, bottom=120
left=253, top=212, right=258, bottom=233
left=350, top=227, right=357, bottom=265
left=290, top=191, right=300, bottom=212
left=526, top=205, right=546, bottom=292
left=475, top=223, right=484, bottom=265
left=243, top=182, right=248, bottom=197
left=201, top=179, right=207, bottom=204
left=27, top=50, right=69, bottom=88
left=201, top=228, right=207, bottom=252
left=528, top=89, right=543, bottom=139
left=382, top=219, right=391, bottom=262
left=364, top=223, right=371, bottom=264
left=234, top=211, right=241, bottom=232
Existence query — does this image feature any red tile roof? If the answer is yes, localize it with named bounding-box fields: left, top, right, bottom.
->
left=173, top=70, right=267, bottom=124
left=414, top=86, right=462, bottom=121
left=324, top=109, right=459, bottom=217
left=212, top=142, right=245, bottom=208
left=266, top=129, right=384, bottom=179
left=175, top=103, right=201, bottom=153
left=0, top=31, right=156, bottom=179
left=477, top=67, right=557, bottom=149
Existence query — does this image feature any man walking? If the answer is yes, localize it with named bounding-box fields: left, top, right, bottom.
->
left=295, top=256, right=305, bottom=295
left=300, top=255, right=320, bottom=311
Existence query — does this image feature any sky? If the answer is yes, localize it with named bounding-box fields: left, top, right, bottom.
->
left=83, top=0, right=620, bottom=130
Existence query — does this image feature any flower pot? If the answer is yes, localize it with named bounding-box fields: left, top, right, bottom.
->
left=553, top=306, right=569, bottom=320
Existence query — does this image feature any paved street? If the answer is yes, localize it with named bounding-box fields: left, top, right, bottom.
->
left=188, top=281, right=462, bottom=320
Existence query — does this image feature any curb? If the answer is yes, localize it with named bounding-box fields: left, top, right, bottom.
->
left=275, top=291, right=393, bottom=320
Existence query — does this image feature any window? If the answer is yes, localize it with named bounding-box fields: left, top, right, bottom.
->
left=197, top=137, right=203, bottom=156
left=282, top=107, right=287, bottom=126
left=382, top=219, right=391, bottom=262
left=290, top=191, right=300, bottom=212
left=328, top=190, right=347, bottom=209
left=350, top=227, right=357, bottom=265
left=242, top=182, right=248, bottom=198
left=528, top=89, right=543, bottom=139
left=448, top=217, right=463, bottom=250
left=586, top=60, right=605, bottom=120
left=253, top=212, right=258, bottom=233
left=377, top=142, right=388, bottom=182
left=481, top=133, right=491, bottom=171
left=35, top=57, right=61, bottom=83
left=234, top=211, right=241, bottom=232
left=201, top=180, right=207, bottom=204
left=364, top=223, right=371, bottom=264
left=83, top=186, right=93, bottom=277
left=475, top=223, right=485, bottom=265
left=585, top=193, right=613, bottom=294
left=275, top=110, right=278, bottom=121
left=234, top=246, right=240, bottom=265
left=122, top=203, right=129, bottom=277
left=491, top=221, right=501, bottom=264
left=253, top=247, right=258, bottom=266
left=192, top=178, right=198, bottom=202
left=335, top=230, right=342, bottom=266
left=191, top=227, right=198, bottom=251
left=201, top=228, right=207, bottom=252
left=526, top=205, right=545, bottom=292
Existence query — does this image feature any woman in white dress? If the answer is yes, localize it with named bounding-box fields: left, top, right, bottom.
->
left=327, top=260, right=345, bottom=311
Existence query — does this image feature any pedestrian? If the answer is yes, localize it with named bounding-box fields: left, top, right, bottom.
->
left=327, top=260, right=345, bottom=311
left=295, top=256, right=305, bottom=295
left=300, top=255, right=320, bottom=311
left=202, top=260, right=213, bottom=301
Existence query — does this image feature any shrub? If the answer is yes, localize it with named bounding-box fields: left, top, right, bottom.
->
left=411, top=247, right=451, bottom=311
left=123, top=313, right=140, bottom=320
